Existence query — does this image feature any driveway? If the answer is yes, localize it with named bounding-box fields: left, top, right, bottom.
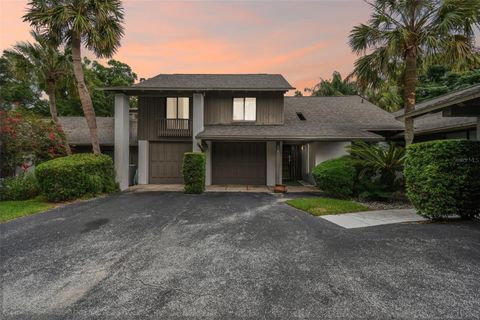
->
left=2, top=192, right=480, bottom=319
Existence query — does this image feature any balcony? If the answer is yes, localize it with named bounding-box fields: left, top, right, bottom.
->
left=158, top=118, right=192, bottom=137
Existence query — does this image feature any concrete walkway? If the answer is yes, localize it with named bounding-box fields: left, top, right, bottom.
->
left=321, top=208, right=425, bottom=229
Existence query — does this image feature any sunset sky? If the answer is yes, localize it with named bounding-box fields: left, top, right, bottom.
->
left=0, top=0, right=372, bottom=92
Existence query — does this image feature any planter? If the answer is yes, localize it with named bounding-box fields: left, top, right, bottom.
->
left=273, top=184, right=287, bottom=193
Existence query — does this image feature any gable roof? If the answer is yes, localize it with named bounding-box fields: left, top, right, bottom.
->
left=197, top=96, right=403, bottom=141
left=396, top=84, right=480, bottom=119
left=131, top=74, right=294, bottom=91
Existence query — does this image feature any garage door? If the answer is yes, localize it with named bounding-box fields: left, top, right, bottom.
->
left=149, top=142, right=192, bottom=184
left=212, top=142, right=266, bottom=185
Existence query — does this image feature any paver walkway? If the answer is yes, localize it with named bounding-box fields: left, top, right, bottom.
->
left=321, top=208, right=426, bottom=229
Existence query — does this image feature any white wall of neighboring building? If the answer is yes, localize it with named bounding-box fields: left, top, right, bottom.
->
left=302, top=141, right=351, bottom=183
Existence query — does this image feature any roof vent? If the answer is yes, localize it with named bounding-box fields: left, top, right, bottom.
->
left=296, top=112, right=306, bottom=121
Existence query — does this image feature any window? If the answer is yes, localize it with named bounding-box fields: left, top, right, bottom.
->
left=233, top=97, right=256, bottom=121
left=166, top=97, right=189, bottom=119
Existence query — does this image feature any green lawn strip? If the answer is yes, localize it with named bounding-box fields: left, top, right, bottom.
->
left=0, top=197, right=55, bottom=222
left=286, top=197, right=370, bottom=216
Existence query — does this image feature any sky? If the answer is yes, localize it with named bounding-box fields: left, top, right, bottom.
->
left=0, top=0, right=371, bottom=92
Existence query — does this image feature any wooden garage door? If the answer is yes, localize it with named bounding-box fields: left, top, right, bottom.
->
left=149, top=142, right=192, bottom=184
left=212, top=142, right=266, bottom=185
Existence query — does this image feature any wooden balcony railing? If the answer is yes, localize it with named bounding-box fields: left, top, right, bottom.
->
left=158, top=119, right=192, bottom=137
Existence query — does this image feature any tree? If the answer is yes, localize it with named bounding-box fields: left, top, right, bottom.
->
left=306, top=71, right=358, bottom=96
left=349, top=0, right=480, bottom=145
left=24, top=0, right=125, bottom=155
left=6, top=32, right=72, bottom=154
left=294, top=90, right=303, bottom=97
left=0, top=53, right=46, bottom=112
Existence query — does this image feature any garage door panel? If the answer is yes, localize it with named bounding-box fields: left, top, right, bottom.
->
left=212, top=142, right=266, bottom=185
left=149, top=142, right=192, bottom=184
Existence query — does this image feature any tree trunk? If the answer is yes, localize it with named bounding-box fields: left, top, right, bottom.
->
left=47, top=80, right=72, bottom=155
left=71, top=33, right=101, bottom=154
left=403, top=52, right=417, bottom=146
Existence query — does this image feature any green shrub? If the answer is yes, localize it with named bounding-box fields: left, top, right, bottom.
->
left=312, top=156, right=356, bottom=197
left=35, top=153, right=118, bottom=202
left=182, top=152, right=205, bottom=194
left=404, top=140, right=480, bottom=219
left=0, top=172, right=40, bottom=200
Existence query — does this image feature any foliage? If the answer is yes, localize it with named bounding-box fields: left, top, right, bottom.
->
left=404, top=140, right=480, bottom=219
left=0, top=110, right=67, bottom=176
left=363, top=83, right=403, bottom=112
left=0, top=196, right=54, bottom=222
left=306, top=71, right=358, bottom=96
left=286, top=197, right=370, bottom=216
left=294, top=90, right=303, bottom=96
left=182, top=152, right=205, bottom=194
left=35, top=153, right=118, bottom=202
left=0, top=172, right=40, bottom=201
left=0, top=52, right=47, bottom=113
left=312, top=157, right=357, bottom=197
left=347, top=141, right=405, bottom=191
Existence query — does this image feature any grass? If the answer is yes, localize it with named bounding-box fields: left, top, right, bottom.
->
left=286, top=197, right=370, bottom=216
left=0, top=196, right=55, bottom=222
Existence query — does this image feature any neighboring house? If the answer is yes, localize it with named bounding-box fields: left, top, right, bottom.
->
left=102, top=74, right=403, bottom=190
left=394, top=84, right=480, bottom=142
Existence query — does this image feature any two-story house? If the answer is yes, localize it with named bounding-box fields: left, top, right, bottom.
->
left=106, top=74, right=403, bottom=190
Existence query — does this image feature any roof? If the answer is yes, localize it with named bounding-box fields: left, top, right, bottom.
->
left=397, top=84, right=480, bottom=119
left=59, top=116, right=138, bottom=146
left=393, top=111, right=476, bottom=136
left=197, top=96, right=403, bottom=141
left=106, top=74, right=294, bottom=92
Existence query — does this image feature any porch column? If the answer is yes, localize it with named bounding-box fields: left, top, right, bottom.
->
left=138, top=140, right=149, bottom=184
left=192, top=93, right=204, bottom=151
left=266, top=142, right=276, bottom=186
left=114, top=93, right=130, bottom=190
left=205, top=141, right=212, bottom=186
left=275, top=141, right=282, bottom=185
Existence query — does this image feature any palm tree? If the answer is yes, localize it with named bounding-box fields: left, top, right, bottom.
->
left=6, top=31, right=72, bottom=154
left=24, top=0, right=125, bottom=154
left=349, top=0, right=480, bottom=145
left=306, top=71, right=358, bottom=96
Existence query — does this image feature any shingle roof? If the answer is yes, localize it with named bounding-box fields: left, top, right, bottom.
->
left=397, top=84, right=480, bottom=119
left=59, top=116, right=138, bottom=146
left=131, top=74, right=294, bottom=91
left=197, top=96, right=403, bottom=141
left=393, top=111, right=476, bottom=136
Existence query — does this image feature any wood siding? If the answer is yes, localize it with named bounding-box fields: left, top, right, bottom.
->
left=138, top=96, right=193, bottom=141
left=204, top=92, right=284, bottom=125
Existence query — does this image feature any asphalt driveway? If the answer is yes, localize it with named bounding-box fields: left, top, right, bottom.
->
left=1, top=192, right=480, bottom=319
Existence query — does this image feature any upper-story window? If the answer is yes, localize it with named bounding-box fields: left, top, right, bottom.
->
left=233, top=97, right=256, bottom=121
left=166, top=97, right=189, bottom=119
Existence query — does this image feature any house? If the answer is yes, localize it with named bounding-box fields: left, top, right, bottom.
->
left=103, top=74, right=403, bottom=190
left=395, top=84, right=480, bottom=142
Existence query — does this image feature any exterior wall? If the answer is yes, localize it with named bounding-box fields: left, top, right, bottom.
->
left=138, top=140, right=149, bottom=184
left=302, top=141, right=350, bottom=183
left=266, top=142, right=276, bottom=186
left=205, top=141, right=212, bottom=186
left=204, top=91, right=284, bottom=125
left=137, top=96, right=193, bottom=141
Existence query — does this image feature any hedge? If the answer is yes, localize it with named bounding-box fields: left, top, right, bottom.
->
left=0, top=172, right=40, bottom=201
left=182, top=152, right=205, bottom=194
left=312, top=156, right=356, bottom=197
left=35, top=153, right=118, bottom=202
left=404, top=140, right=480, bottom=219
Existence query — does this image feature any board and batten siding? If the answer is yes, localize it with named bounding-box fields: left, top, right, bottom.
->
left=204, top=92, right=284, bottom=125
left=137, top=96, right=193, bottom=141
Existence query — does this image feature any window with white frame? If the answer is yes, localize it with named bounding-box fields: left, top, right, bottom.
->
left=233, top=97, right=256, bottom=121
left=166, top=97, right=189, bottom=119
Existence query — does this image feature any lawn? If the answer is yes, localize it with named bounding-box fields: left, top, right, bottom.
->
left=286, top=197, right=370, bottom=216
left=0, top=197, right=55, bottom=222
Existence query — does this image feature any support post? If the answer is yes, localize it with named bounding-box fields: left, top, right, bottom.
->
left=192, top=93, right=204, bottom=151
left=114, top=93, right=130, bottom=190
left=138, top=140, right=149, bottom=184
left=275, top=141, right=282, bottom=185
left=477, top=117, right=480, bottom=141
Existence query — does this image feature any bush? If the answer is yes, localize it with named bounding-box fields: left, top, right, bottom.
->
left=312, top=156, right=356, bottom=197
left=182, top=152, right=205, bottom=194
left=0, top=172, right=40, bottom=200
left=404, top=140, right=480, bottom=219
left=35, top=153, right=118, bottom=202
